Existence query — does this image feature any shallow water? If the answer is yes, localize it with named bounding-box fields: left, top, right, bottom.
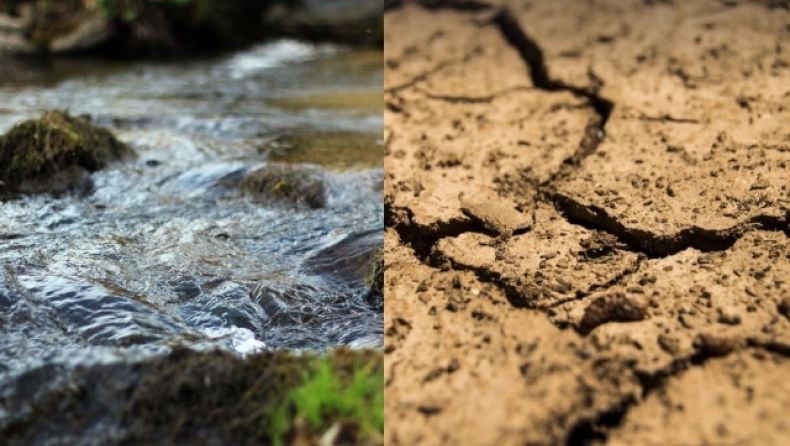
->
left=0, top=40, right=383, bottom=374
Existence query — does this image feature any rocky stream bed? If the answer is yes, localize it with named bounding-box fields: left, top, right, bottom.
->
left=0, top=38, right=383, bottom=445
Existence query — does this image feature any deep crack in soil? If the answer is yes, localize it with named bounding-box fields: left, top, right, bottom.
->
left=385, top=1, right=790, bottom=445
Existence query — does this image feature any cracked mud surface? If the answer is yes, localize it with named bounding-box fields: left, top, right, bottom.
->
left=384, top=1, right=790, bottom=445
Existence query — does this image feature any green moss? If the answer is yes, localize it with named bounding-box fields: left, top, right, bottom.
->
left=0, top=110, right=133, bottom=195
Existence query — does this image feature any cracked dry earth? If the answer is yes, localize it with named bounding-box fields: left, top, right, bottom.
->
left=383, top=1, right=790, bottom=445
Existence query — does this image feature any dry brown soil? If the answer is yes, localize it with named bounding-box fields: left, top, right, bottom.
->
left=383, top=1, right=790, bottom=445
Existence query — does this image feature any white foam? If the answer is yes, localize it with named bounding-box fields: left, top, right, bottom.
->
left=201, top=326, right=267, bottom=356
left=225, top=39, right=336, bottom=79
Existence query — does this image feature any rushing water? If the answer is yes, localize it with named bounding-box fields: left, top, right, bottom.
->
left=0, top=40, right=383, bottom=375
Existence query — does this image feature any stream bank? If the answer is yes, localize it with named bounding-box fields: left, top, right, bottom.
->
left=0, top=0, right=383, bottom=56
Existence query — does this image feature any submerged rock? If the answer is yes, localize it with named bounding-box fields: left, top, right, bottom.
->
left=240, top=163, right=327, bottom=208
left=364, top=247, right=383, bottom=310
left=303, top=229, right=383, bottom=287
left=0, top=110, right=133, bottom=197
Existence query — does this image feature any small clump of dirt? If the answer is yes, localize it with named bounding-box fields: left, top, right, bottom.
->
left=579, top=231, right=624, bottom=259
left=578, top=291, right=649, bottom=335
left=693, top=333, right=738, bottom=358
left=240, top=163, right=327, bottom=209
left=0, top=109, right=133, bottom=197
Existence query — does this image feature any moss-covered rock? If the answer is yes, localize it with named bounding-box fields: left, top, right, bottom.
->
left=240, top=163, right=327, bottom=209
left=0, top=110, right=133, bottom=197
left=364, top=248, right=383, bottom=310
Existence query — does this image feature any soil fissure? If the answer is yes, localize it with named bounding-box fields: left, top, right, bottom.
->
left=493, top=6, right=790, bottom=259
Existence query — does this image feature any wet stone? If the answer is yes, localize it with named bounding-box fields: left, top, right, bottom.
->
left=240, top=163, right=327, bottom=209
left=303, top=229, right=384, bottom=287
left=0, top=110, right=133, bottom=197
left=364, top=248, right=384, bottom=310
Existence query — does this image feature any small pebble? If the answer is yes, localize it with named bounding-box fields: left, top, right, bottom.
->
left=694, top=333, right=737, bottom=357
left=717, top=307, right=742, bottom=325
left=657, top=334, right=681, bottom=355
left=750, top=175, right=770, bottom=190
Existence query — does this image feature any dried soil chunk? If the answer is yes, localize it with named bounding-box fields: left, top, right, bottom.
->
left=384, top=256, right=641, bottom=446
left=384, top=3, right=597, bottom=234
left=608, top=351, right=790, bottom=446
left=553, top=121, right=790, bottom=254
left=460, top=198, right=531, bottom=236
left=385, top=1, right=790, bottom=445
left=779, top=296, right=790, bottom=320
left=436, top=204, right=642, bottom=308
left=559, top=230, right=790, bottom=376
left=519, top=0, right=790, bottom=254
left=628, top=230, right=790, bottom=346
left=0, top=110, right=133, bottom=196
left=385, top=87, right=596, bottom=233
left=384, top=4, right=531, bottom=95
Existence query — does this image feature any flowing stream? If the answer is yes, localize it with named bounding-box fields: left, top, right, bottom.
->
left=0, top=40, right=383, bottom=377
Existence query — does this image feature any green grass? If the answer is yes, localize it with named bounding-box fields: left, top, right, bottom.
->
left=272, top=354, right=384, bottom=446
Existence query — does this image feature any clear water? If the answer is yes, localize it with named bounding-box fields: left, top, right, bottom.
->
left=0, top=40, right=383, bottom=374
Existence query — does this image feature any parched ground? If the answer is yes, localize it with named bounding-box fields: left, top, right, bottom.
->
left=383, top=1, right=790, bottom=445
